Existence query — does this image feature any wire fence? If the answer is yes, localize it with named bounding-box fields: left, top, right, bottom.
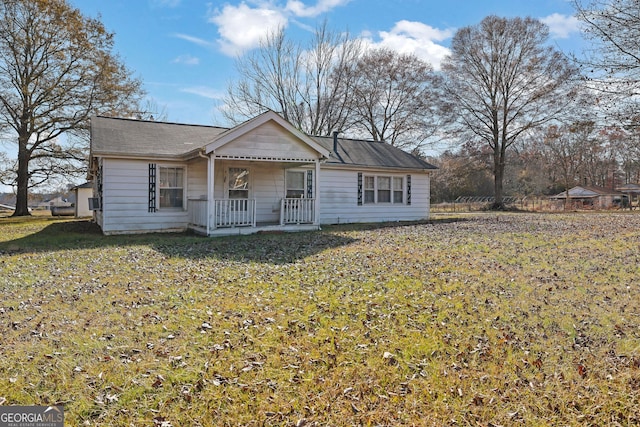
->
left=432, top=196, right=566, bottom=213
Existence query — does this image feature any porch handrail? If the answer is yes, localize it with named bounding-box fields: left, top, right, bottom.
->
left=188, top=199, right=208, bottom=229
left=281, top=198, right=315, bottom=225
left=214, top=199, right=256, bottom=228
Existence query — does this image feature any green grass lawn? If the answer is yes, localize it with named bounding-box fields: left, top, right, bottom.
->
left=0, top=213, right=639, bottom=426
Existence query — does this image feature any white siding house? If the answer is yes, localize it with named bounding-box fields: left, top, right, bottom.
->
left=89, top=111, right=437, bottom=236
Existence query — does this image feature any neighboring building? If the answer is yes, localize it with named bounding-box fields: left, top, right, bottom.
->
left=89, top=111, right=437, bottom=236
left=35, top=195, right=72, bottom=211
left=551, top=185, right=628, bottom=209
left=616, top=183, right=640, bottom=209
left=71, top=182, right=94, bottom=217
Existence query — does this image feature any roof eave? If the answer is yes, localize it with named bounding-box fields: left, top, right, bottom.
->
left=321, top=162, right=436, bottom=172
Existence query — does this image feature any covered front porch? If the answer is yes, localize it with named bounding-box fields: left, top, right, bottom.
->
left=185, top=111, right=330, bottom=236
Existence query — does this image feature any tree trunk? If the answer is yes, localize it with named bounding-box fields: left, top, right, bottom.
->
left=492, top=147, right=505, bottom=210
left=12, top=137, right=31, bottom=216
left=493, top=167, right=504, bottom=210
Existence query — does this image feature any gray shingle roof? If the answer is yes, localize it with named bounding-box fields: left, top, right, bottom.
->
left=91, top=116, right=227, bottom=159
left=313, top=135, right=437, bottom=171
left=91, top=115, right=437, bottom=171
left=551, top=185, right=626, bottom=199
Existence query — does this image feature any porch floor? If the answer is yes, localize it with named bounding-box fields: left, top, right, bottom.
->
left=189, top=222, right=320, bottom=237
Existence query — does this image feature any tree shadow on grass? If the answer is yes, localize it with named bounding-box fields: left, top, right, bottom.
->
left=0, top=219, right=357, bottom=264
left=0, top=217, right=471, bottom=264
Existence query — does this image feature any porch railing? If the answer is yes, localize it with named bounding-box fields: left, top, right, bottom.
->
left=188, top=199, right=208, bottom=229
left=215, top=199, right=256, bottom=228
left=281, top=198, right=315, bottom=225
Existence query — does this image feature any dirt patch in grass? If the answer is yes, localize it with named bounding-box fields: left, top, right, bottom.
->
left=0, top=213, right=639, bottom=426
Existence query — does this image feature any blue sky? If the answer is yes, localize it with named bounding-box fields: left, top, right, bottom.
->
left=68, top=0, right=583, bottom=127
left=0, top=0, right=583, bottom=193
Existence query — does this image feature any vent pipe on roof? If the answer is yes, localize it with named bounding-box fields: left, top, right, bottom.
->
left=332, top=131, right=339, bottom=153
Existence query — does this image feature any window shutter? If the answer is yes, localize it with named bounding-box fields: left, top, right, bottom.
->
left=406, top=175, right=412, bottom=205
left=149, top=163, right=157, bottom=212
left=306, top=170, right=313, bottom=198
left=357, top=173, right=363, bottom=206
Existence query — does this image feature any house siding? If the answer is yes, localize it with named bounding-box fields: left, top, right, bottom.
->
left=97, top=159, right=431, bottom=234
left=318, top=167, right=431, bottom=224
left=214, top=121, right=318, bottom=160
left=100, top=158, right=190, bottom=234
left=187, top=158, right=208, bottom=200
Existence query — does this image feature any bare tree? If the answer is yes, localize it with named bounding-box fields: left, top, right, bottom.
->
left=441, top=16, right=579, bottom=209
left=428, top=146, right=494, bottom=202
left=573, top=0, right=640, bottom=121
left=223, top=22, right=361, bottom=136
left=223, top=28, right=301, bottom=125
left=343, top=48, right=440, bottom=150
left=0, top=0, right=143, bottom=216
left=541, top=123, right=595, bottom=206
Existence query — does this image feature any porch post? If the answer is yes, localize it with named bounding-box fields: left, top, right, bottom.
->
left=208, top=155, right=215, bottom=232
left=314, top=159, right=321, bottom=225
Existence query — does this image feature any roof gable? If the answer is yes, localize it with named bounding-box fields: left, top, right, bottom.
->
left=205, top=111, right=331, bottom=161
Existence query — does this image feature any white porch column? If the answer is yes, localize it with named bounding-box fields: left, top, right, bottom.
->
left=314, top=159, right=321, bottom=225
left=208, top=155, right=215, bottom=232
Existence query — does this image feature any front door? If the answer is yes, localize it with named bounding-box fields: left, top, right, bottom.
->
left=228, top=167, right=250, bottom=211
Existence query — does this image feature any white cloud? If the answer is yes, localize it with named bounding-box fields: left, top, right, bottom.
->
left=173, top=33, right=216, bottom=49
left=541, top=13, right=581, bottom=39
left=172, top=54, right=200, bottom=65
left=181, top=86, right=225, bottom=100
left=209, top=3, right=288, bottom=56
left=208, top=0, right=351, bottom=56
left=364, top=20, right=454, bottom=70
left=285, top=0, right=351, bottom=18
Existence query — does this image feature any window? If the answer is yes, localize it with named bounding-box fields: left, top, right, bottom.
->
left=228, top=168, right=249, bottom=199
left=364, top=176, right=375, bottom=203
left=159, top=166, right=184, bottom=209
left=286, top=171, right=305, bottom=198
left=362, top=174, right=405, bottom=204
left=393, top=177, right=404, bottom=203
left=377, top=177, right=391, bottom=203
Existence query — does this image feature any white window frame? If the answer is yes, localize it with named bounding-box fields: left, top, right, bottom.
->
left=363, top=174, right=405, bottom=204
left=393, top=176, right=404, bottom=204
left=285, top=169, right=307, bottom=198
left=158, top=165, right=186, bottom=210
left=364, top=176, right=375, bottom=204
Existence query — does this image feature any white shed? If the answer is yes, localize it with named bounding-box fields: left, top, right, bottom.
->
left=71, top=182, right=94, bottom=217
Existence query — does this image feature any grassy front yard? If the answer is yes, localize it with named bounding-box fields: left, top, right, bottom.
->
left=0, top=213, right=639, bottom=426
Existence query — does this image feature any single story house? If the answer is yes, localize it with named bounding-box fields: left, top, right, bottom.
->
left=89, top=111, right=437, bottom=236
left=550, top=185, right=628, bottom=209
